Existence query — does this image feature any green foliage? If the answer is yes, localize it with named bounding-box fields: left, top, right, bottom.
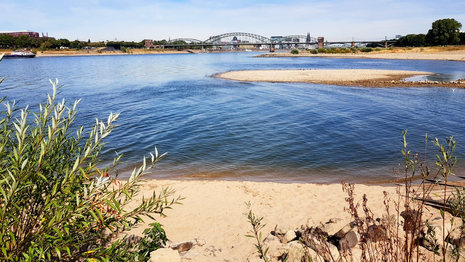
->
left=426, top=18, right=462, bottom=46
left=317, top=48, right=327, bottom=53
left=0, top=78, right=182, bottom=261
left=398, top=34, right=426, bottom=47
left=121, top=46, right=127, bottom=53
left=137, top=223, right=168, bottom=259
left=245, top=202, right=270, bottom=262
left=291, top=48, right=299, bottom=54
left=14, top=35, right=32, bottom=48
left=360, top=47, right=373, bottom=52
left=0, top=34, right=15, bottom=47
left=310, top=49, right=318, bottom=54
left=350, top=47, right=357, bottom=53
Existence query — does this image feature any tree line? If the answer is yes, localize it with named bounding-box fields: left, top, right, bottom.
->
left=0, top=33, right=188, bottom=50
left=397, top=18, right=464, bottom=47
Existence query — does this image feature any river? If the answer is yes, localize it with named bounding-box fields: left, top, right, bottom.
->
left=1, top=52, right=465, bottom=183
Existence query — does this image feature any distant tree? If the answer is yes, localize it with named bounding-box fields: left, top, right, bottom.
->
left=460, top=32, right=465, bottom=45
left=0, top=34, right=15, bottom=47
left=426, top=18, right=462, bottom=46
left=70, top=40, right=81, bottom=49
left=156, top=39, right=168, bottom=46
left=58, top=38, right=70, bottom=47
left=15, top=35, right=32, bottom=48
left=398, top=34, right=426, bottom=47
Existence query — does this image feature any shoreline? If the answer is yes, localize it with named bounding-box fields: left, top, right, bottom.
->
left=130, top=179, right=399, bottom=261
left=256, top=48, right=465, bottom=62
left=130, top=178, right=457, bottom=261
left=215, top=69, right=465, bottom=88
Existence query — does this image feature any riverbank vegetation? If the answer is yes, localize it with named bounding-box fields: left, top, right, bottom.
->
left=247, top=132, right=465, bottom=262
left=0, top=55, right=182, bottom=261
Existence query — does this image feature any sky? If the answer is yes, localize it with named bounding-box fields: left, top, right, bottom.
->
left=1, top=0, right=464, bottom=42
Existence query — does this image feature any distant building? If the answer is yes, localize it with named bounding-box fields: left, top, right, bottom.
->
left=145, top=39, right=154, bottom=48
left=0, top=30, right=40, bottom=38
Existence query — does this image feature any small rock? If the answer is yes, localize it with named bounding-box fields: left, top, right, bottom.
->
left=335, top=222, right=356, bottom=238
left=282, top=230, right=297, bottom=244
left=149, top=248, right=181, bottom=262
left=170, top=241, right=194, bottom=252
left=339, top=231, right=358, bottom=251
left=264, top=241, right=289, bottom=261
left=286, top=241, right=305, bottom=262
left=263, top=233, right=280, bottom=244
left=275, top=224, right=292, bottom=235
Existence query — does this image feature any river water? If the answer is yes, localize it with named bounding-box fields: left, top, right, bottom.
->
left=1, top=52, right=465, bottom=183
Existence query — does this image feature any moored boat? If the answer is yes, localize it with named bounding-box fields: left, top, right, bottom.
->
left=4, top=50, right=36, bottom=59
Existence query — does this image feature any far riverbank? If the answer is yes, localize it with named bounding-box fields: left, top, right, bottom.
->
left=257, top=46, right=465, bottom=62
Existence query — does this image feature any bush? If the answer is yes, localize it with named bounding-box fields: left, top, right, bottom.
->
left=350, top=47, right=357, bottom=53
left=318, top=48, right=327, bottom=53
left=360, top=47, right=373, bottom=52
left=374, top=47, right=382, bottom=52
left=291, top=48, right=299, bottom=54
left=310, top=49, right=318, bottom=54
left=0, top=62, right=181, bottom=260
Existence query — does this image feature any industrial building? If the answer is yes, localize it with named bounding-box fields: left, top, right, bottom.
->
left=0, top=30, right=40, bottom=38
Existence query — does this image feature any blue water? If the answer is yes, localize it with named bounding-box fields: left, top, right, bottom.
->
left=1, top=53, right=465, bottom=183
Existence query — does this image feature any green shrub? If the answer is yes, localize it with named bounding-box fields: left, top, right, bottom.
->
left=318, top=48, right=327, bottom=53
left=360, top=47, right=373, bottom=52
left=350, top=47, right=357, bottom=53
left=290, top=48, right=299, bottom=54
left=0, top=76, right=181, bottom=260
left=374, top=47, right=382, bottom=52
left=121, top=46, right=127, bottom=53
left=310, top=49, right=318, bottom=54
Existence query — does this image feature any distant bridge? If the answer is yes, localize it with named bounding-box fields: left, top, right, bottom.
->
left=168, top=32, right=317, bottom=45
left=164, top=32, right=395, bottom=49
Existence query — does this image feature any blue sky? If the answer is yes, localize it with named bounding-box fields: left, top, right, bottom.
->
left=2, top=0, right=464, bottom=42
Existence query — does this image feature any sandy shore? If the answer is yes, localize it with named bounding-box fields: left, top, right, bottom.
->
left=258, top=49, right=465, bottom=62
left=214, top=69, right=465, bottom=88
left=128, top=179, right=400, bottom=261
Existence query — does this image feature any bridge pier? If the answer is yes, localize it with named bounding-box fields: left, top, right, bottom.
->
left=351, top=42, right=355, bottom=48
left=384, top=41, right=388, bottom=48
left=318, top=37, right=324, bottom=49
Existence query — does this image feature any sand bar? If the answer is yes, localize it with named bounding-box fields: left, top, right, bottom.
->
left=214, top=69, right=463, bottom=88
left=257, top=49, right=465, bottom=62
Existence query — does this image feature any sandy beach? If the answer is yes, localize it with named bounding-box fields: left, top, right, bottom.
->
left=129, top=179, right=400, bottom=261
left=128, top=179, right=455, bottom=262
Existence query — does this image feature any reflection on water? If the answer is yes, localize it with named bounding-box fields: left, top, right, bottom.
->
left=2, top=53, right=465, bottom=183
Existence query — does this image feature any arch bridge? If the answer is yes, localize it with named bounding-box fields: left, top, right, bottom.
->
left=204, top=32, right=271, bottom=44
left=168, top=38, right=203, bottom=44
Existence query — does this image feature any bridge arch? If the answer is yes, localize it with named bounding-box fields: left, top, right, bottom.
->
left=204, top=32, right=271, bottom=44
left=169, top=38, right=203, bottom=44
